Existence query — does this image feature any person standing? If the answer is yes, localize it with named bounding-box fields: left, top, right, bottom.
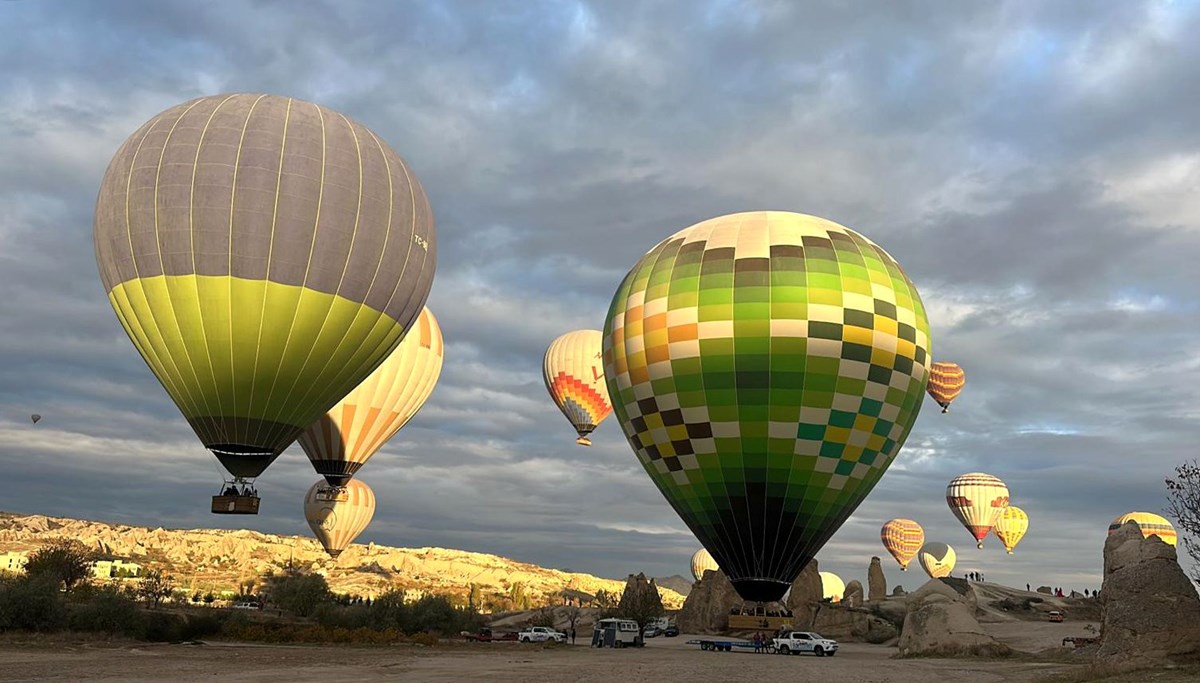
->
left=571, top=628, right=576, bottom=645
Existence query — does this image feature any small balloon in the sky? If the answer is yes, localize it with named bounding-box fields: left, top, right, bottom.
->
left=543, top=330, right=612, bottom=446
left=993, top=506, right=1029, bottom=554
left=946, top=472, right=1009, bottom=549
left=881, top=518, right=925, bottom=571
left=30, top=414, right=41, bottom=425
left=927, top=362, right=965, bottom=413
left=918, top=542, right=956, bottom=579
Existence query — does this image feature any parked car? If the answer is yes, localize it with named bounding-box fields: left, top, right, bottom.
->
left=643, top=625, right=661, bottom=638
left=663, top=625, right=679, bottom=637
left=772, top=631, right=839, bottom=657
left=1048, top=611, right=1065, bottom=623
left=231, top=602, right=262, bottom=610
left=519, top=626, right=566, bottom=643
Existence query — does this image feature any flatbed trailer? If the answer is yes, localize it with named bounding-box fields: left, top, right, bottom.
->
left=685, top=638, right=774, bottom=653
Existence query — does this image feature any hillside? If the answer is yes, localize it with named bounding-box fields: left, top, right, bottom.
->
left=0, top=512, right=684, bottom=609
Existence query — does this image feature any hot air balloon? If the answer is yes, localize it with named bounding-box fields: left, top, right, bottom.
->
left=299, top=307, right=443, bottom=486
left=946, top=473, right=1009, bottom=549
left=881, top=519, right=925, bottom=571
left=30, top=415, right=41, bottom=425
left=543, top=330, right=612, bottom=446
left=918, top=542, right=956, bottom=578
left=926, top=362, right=965, bottom=413
left=93, top=94, right=436, bottom=514
left=604, top=211, right=932, bottom=603
left=993, top=506, right=1029, bottom=554
left=303, top=478, right=376, bottom=559
left=691, top=548, right=719, bottom=582
left=1109, top=512, right=1177, bottom=546
left=819, top=572, right=845, bottom=602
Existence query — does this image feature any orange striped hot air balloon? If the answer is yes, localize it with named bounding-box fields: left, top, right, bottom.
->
left=303, top=478, right=376, bottom=559
left=993, top=506, right=1029, bottom=554
left=1109, top=512, right=1177, bottom=546
left=881, top=519, right=925, bottom=570
left=946, top=473, right=1009, bottom=549
left=544, top=330, right=612, bottom=446
left=927, top=362, right=965, bottom=413
left=298, top=308, right=443, bottom=486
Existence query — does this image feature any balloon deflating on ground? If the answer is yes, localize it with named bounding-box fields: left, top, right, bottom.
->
left=603, top=211, right=932, bottom=603
left=93, top=93, right=436, bottom=507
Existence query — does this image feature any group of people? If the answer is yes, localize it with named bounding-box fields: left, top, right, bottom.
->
left=221, top=482, right=258, bottom=497
left=751, top=631, right=773, bottom=653
left=966, top=571, right=986, bottom=582
left=1025, top=583, right=1096, bottom=598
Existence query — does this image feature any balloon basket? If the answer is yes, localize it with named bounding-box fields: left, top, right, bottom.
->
left=575, top=436, right=593, bottom=447
left=212, top=494, right=260, bottom=515
left=314, top=486, right=350, bottom=503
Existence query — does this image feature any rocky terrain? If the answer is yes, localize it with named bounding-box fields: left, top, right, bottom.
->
left=0, top=512, right=684, bottom=609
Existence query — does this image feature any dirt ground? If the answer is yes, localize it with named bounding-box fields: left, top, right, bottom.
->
left=0, top=635, right=1077, bottom=683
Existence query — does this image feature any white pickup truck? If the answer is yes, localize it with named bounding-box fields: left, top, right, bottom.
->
left=772, top=630, right=838, bottom=656
left=519, top=626, right=567, bottom=643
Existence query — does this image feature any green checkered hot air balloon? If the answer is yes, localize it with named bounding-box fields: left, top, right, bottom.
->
left=93, top=94, right=436, bottom=509
left=603, top=211, right=930, bottom=602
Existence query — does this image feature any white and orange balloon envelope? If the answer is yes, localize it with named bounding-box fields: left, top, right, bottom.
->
left=927, top=362, right=965, bottom=413
left=1109, top=511, right=1177, bottom=546
left=881, top=518, right=925, bottom=571
left=918, top=542, right=956, bottom=578
left=303, top=479, right=376, bottom=559
left=543, top=330, right=612, bottom=446
left=946, top=472, right=1010, bottom=549
left=993, top=506, right=1029, bottom=554
left=691, top=548, right=719, bottom=582
left=299, top=308, right=443, bottom=486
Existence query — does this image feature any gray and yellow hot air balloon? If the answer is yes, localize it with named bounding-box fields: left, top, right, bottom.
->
left=93, top=93, right=435, bottom=513
left=303, top=478, right=376, bottom=559
left=299, top=307, right=443, bottom=486
left=918, top=542, right=956, bottom=579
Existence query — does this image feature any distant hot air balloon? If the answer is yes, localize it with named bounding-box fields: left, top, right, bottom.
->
left=819, top=572, right=845, bottom=602
left=946, top=473, right=1009, bottom=549
left=93, top=93, right=436, bottom=513
left=604, top=212, right=932, bottom=603
left=30, top=414, right=41, bottom=425
left=543, top=330, right=612, bottom=446
left=303, top=478, right=376, bottom=559
left=993, top=506, right=1029, bottom=554
left=1109, top=512, right=1177, bottom=546
left=918, top=542, right=956, bottom=578
left=691, top=548, right=719, bottom=582
left=926, top=362, right=965, bottom=413
left=299, top=307, right=443, bottom=486
left=881, top=519, right=925, bottom=571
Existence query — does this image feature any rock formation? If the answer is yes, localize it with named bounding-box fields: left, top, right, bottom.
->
left=617, top=573, right=664, bottom=619
left=897, top=579, right=1009, bottom=657
left=1036, top=586, right=1052, bottom=595
left=868, top=556, right=886, bottom=601
left=1096, top=521, right=1200, bottom=663
left=843, top=579, right=864, bottom=607
left=786, top=559, right=822, bottom=629
left=676, top=569, right=739, bottom=634
left=891, top=585, right=906, bottom=597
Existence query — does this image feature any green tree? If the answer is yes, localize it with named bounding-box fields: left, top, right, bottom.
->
left=262, top=571, right=331, bottom=617
left=23, top=539, right=94, bottom=592
left=616, top=574, right=664, bottom=629
left=592, top=589, right=618, bottom=610
left=137, top=569, right=175, bottom=608
left=468, top=583, right=483, bottom=612
left=529, top=606, right=557, bottom=628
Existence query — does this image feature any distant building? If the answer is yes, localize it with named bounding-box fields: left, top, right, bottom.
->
left=92, top=559, right=142, bottom=579
left=0, top=551, right=28, bottom=573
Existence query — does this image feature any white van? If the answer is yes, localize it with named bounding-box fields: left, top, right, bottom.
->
left=591, top=618, right=644, bottom=648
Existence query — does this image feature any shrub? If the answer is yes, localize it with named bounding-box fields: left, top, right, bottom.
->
left=0, top=574, right=66, bottom=632
left=23, top=539, right=94, bottom=592
left=67, top=584, right=141, bottom=637
left=262, top=571, right=331, bottom=617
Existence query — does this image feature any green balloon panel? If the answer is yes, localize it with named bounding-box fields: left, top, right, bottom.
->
left=603, top=212, right=931, bottom=602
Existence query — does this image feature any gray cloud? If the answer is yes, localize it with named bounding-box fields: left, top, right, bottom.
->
left=1, top=0, right=1198, bottom=590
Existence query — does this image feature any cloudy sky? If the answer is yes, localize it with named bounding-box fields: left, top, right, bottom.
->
left=2, top=0, right=1199, bottom=594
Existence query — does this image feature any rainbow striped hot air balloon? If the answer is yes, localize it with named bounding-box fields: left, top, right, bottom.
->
left=927, top=362, right=965, bottom=413
left=304, top=478, right=376, bottom=559
left=946, top=473, right=1009, bottom=549
left=544, top=330, right=613, bottom=446
left=993, top=506, right=1029, bottom=554
left=881, top=519, right=925, bottom=570
left=1109, top=512, right=1177, bottom=546
left=299, top=307, right=443, bottom=486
